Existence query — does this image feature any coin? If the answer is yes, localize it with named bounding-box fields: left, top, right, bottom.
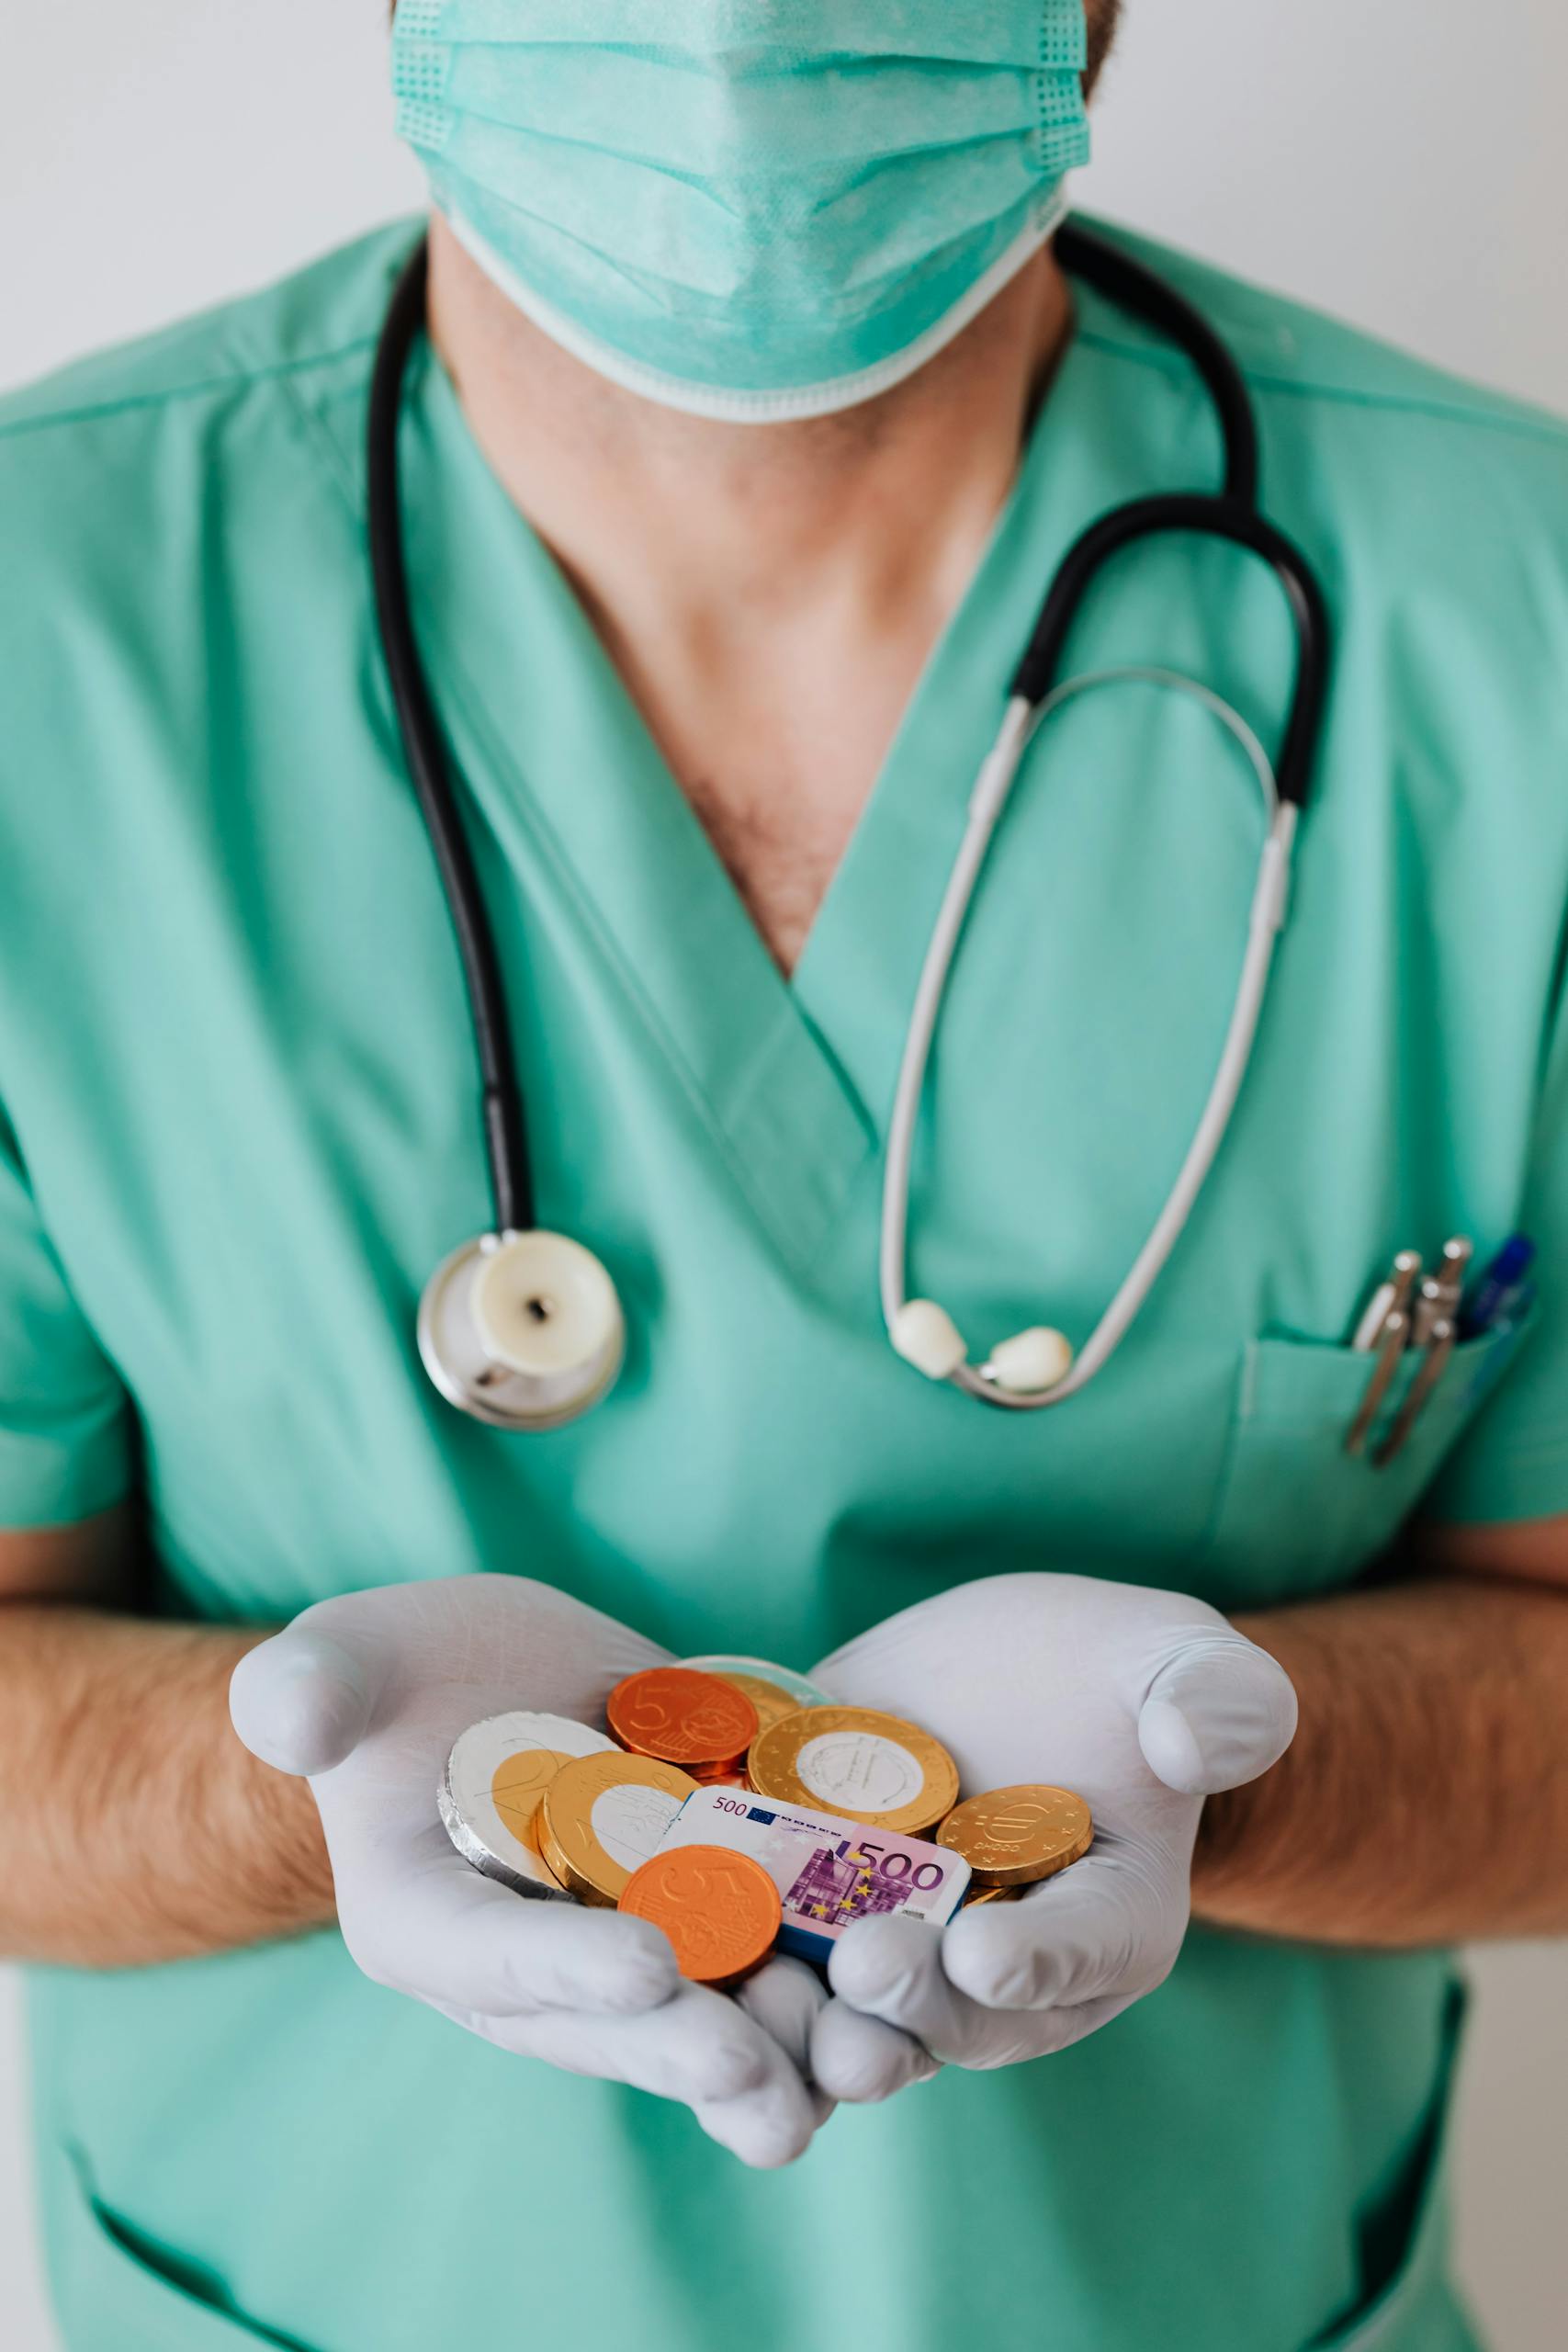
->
left=680, top=1656, right=833, bottom=1712
left=440, top=1712, right=615, bottom=1899
left=539, top=1751, right=699, bottom=1905
left=492, top=1745, right=572, bottom=1847
left=607, top=1667, right=758, bottom=1773
left=962, top=1882, right=1025, bottom=1908
left=937, top=1786, right=1094, bottom=1885
left=618, top=1845, right=782, bottom=1987
left=705, top=1673, right=804, bottom=1738
left=747, top=1706, right=959, bottom=1838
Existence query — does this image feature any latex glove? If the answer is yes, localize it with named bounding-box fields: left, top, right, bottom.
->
left=806, top=1574, right=1296, bottom=2097
left=231, top=1574, right=836, bottom=2166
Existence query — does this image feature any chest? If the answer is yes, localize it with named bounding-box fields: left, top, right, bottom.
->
left=13, top=639, right=1543, bottom=1650
left=674, top=758, right=853, bottom=978
left=625, top=629, right=937, bottom=977
left=10, top=362, right=1562, bottom=1640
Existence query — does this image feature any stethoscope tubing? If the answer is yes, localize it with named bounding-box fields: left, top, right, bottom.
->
left=879, top=674, right=1299, bottom=1409
left=367, top=219, right=1332, bottom=1425
left=1010, top=494, right=1331, bottom=804
left=1054, top=222, right=1259, bottom=507
left=367, top=239, right=536, bottom=1239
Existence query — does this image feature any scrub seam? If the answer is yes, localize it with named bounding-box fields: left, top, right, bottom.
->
left=1451, top=1430, right=1568, bottom=1472
left=1186, top=1347, right=1258, bottom=1568
left=1075, top=329, right=1568, bottom=450
left=0, top=338, right=385, bottom=447
left=8, top=307, right=1557, bottom=461
left=425, top=654, right=873, bottom=1276
left=275, top=366, right=363, bottom=507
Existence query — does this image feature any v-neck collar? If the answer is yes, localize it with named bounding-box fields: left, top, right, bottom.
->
left=379, top=275, right=1213, bottom=1274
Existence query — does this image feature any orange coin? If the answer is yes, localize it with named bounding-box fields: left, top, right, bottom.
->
left=607, top=1668, right=759, bottom=1771
left=618, top=1846, right=782, bottom=1986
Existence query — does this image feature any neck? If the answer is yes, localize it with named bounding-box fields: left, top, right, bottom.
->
left=428, top=215, right=1072, bottom=670
left=425, top=216, right=1076, bottom=972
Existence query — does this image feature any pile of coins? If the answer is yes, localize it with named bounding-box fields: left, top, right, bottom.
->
left=440, top=1652, right=1093, bottom=1989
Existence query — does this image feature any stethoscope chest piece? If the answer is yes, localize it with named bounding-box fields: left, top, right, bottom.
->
left=418, top=1230, right=626, bottom=1430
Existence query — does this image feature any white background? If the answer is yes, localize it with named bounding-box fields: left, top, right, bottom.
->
left=2, top=4, right=1566, bottom=2347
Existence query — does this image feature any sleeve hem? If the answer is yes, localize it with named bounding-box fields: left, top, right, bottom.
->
left=1424, top=1443, right=1568, bottom=1528
left=0, top=1428, right=132, bottom=1531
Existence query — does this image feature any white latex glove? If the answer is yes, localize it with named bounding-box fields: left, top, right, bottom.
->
left=230, top=1574, right=846, bottom=2167
left=806, top=1574, right=1297, bottom=2098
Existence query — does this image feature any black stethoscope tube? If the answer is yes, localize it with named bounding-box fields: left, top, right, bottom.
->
left=367, top=238, right=535, bottom=1238
left=1010, top=490, right=1331, bottom=804
left=1055, top=222, right=1260, bottom=505
left=1026, top=227, right=1330, bottom=805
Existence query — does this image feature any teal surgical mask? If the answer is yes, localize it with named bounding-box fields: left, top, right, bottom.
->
left=391, top=1, right=1090, bottom=424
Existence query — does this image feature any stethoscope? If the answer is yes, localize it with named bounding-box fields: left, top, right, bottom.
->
left=367, top=221, right=1330, bottom=1431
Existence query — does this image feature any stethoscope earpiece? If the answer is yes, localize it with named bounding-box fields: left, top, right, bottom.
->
left=890, top=1300, right=1075, bottom=1402
left=419, top=1230, right=626, bottom=1431
left=889, top=1298, right=968, bottom=1382
left=981, top=1327, right=1076, bottom=1397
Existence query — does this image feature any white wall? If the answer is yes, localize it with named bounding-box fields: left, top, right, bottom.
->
left=2, top=5, right=1566, bottom=2348
left=5, top=0, right=1568, bottom=410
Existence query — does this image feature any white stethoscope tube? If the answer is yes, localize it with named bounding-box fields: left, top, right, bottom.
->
left=881, top=669, right=1299, bottom=1409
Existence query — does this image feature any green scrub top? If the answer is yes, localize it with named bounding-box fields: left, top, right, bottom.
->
left=3, top=218, right=1568, bottom=2352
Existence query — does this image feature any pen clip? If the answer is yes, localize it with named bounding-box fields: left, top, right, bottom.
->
left=1410, top=1238, right=1473, bottom=1351
left=1344, top=1253, right=1422, bottom=1458
left=1374, top=1313, right=1459, bottom=1468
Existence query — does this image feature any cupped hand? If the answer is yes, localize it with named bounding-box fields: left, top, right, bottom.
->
left=231, top=1575, right=853, bottom=2165
left=805, top=1574, right=1296, bottom=2098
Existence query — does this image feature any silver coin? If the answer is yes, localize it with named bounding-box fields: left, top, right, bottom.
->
left=440, top=1711, right=614, bottom=1898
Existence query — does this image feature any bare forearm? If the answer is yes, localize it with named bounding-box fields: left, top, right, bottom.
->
left=0, top=1604, right=333, bottom=1964
left=1192, top=1574, right=1568, bottom=1946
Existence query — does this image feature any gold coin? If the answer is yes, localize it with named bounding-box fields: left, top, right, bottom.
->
left=491, top=1747, right=573, bottom=1856
left=709, top=1673, right=803, bottom=1738
left=747, top=1706, right=959, bottom=1838
left=539, top=1751, right=699, bottom=1906
left=963, top=1882, right=1025, bottom=1908
left=937, top=1785, right=1093, bottom=1885
left=530, top=1834, right=571, bottom=1889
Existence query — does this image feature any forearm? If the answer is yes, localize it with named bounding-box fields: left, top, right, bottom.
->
left=1192, top=1572, right=1568, bottom=1946
left=0, top=1603, right=333, bottom=1964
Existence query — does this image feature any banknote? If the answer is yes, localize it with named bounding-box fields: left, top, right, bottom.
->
left=653, top=1786, right=971, bottom=1964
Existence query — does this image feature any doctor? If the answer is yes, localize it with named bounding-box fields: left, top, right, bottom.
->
left=2, top=4, right=1567, bottom=2348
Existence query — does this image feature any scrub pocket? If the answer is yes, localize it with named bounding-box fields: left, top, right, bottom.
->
left=1306, top=1984, right=1478, bottom=2352
left=43, top=2141, right=311, bottom=2352
left=1197, top=1315, right=1534, bottom=1600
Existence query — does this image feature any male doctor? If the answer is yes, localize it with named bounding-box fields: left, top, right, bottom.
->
left=2, top=5, right=1567, bottom=2349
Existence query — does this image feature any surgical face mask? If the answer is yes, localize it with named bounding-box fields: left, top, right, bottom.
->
left=391, top=1, right=1091, bottom=424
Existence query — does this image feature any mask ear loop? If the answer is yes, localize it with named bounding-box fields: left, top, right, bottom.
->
left=879, top=667, right=1297, bottom=1409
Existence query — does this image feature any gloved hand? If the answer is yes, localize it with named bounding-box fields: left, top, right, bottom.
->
left=805, top=1574, right=1296, bottom=2098
left=231, top=1574, right=858, bottom=2166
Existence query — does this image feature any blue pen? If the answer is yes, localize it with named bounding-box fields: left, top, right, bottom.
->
left=1457, top=1278, right=1538, bottom=1414
left=1460, top=1235, right=1537, bottom=1340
